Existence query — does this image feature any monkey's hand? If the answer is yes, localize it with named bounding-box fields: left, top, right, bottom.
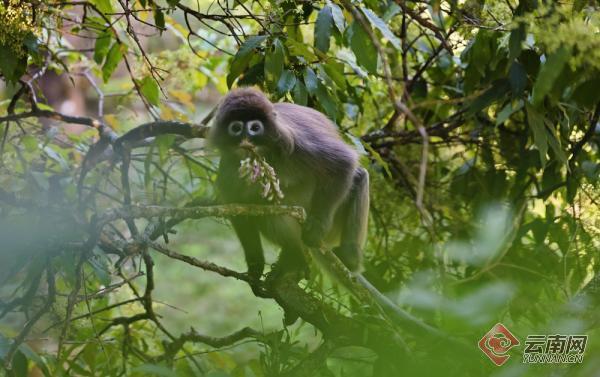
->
left=247, top=262, right=264, bottom=282
left=301, top=217, right=328, bottom=247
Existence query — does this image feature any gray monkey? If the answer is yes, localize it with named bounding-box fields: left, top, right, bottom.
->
left=209, top=87, right=369, bottom=280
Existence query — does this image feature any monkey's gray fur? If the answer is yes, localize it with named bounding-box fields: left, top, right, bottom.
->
left=209, top=87, right=369, bottom=279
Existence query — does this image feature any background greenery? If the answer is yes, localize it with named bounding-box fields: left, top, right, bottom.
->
left=0, top=0, right=599, bottom=376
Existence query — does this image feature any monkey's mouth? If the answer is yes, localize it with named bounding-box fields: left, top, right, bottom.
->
left=238, top=139, right=256, bottom=151
left=234, top=139, right=259, bottom=159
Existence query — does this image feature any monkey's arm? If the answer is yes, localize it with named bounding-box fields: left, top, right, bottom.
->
left=230, top=216, right=265, bottom=280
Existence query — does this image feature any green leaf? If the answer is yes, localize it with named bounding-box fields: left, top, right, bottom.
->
left=315, top=5, right=334, bottom=53
left=526, top=103, right=548, bottom=165
left=544, top=118, right=568, bottom=167
left=509, top=24, right=525, bottom=61
left=0, top=42, right=27, bottom=83
left=102, top=42, right=125, bottom=82
left=571, top=79, right=600, bottom=108
left=94, top=32, right=112, bottom=64
left=495, top=100, right=524, bottom=126
left=323, top=61, right=347, bottom=90
left=21, top=135, right=38, bottom=152
left=92, top=0, right=113, bottom=14
left=361, top=7, right=401, bottom=48
left=286, top=39, right=318, bottom=61
left=315, top=82, right=337, bottom=121
left=13, top=351, right=28, bottom=377
left=531, top=46, right=570, bottom=106
left=303, top=67, right=319, bottom=94
left=277, top=70, right=296, bottom=94
left=18, top=344, right=50, bottom=377
left=467, top=80, right=509, bottom=115
left=329, top=2, right=346, bottom=32
left=292, top=80, right=308, bottom=105
left=227, top=35, right=267, bottom=88
left=139, top=76, right=160, bottom=106
left=23, top=33, right=40, bottom=62
left=154, top=8, right=165, bottom=29
left=382, top=3, right=402, bottom=21
left=156, top=134, right=176, bottom=164
left=508, top=62, right=527, bottom=97
left=469, top=31, right=494, bottom=76
left=264, top=38, right=285, bottom=91
left=349, top=21, right=378, bottom=74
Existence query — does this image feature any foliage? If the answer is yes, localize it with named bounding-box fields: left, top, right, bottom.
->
left=0, top=0, right=599, bottom=376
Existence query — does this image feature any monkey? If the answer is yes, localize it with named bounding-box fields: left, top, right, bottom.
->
left=209, top=87, right=369, bottom=281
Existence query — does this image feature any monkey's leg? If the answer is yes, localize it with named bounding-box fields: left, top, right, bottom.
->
left=302, top=168, right=355, bottom=247
left=266, top=241, right=307, bottom=326
left=230, top=216, right=265, bottom=281
left=333, top=167, right=369, bottom=271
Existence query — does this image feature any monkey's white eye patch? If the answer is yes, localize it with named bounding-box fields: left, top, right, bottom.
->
left=247, top=120, right=264, bottom=136
left=228, top=120, right=244, bottom=136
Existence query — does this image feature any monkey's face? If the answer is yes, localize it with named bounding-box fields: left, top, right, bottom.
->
left=212, top=111, right=277, bottom=157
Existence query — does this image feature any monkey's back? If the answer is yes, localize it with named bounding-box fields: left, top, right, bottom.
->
left=273, top=103, right=359, bottom=176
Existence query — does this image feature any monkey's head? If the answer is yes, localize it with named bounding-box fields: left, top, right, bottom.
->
left=210, top=87, right=293, bottom=157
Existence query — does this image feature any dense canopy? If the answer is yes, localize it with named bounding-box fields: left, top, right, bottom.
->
left=0, top=0, right=598, bottom=376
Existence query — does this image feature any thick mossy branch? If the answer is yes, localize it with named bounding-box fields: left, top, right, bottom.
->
left=99, top=204, right=307, bottom=225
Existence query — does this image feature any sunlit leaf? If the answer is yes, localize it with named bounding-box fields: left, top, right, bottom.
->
left=227, top=35, right=267, bottom=88
left=264, top=38, right=285, bottom=91
left=277, top=70, right=296, bottom=95
left=526, top=103, right=548, bottom=165
left=139, top=75, right=160, bottom=106
left=102, top=42, right=126, bottom=82
left=361, top=7, right=401, bottom=48
left=348, top=21, right=378, bottom=74
left=315, top=5, right=334, bottom=53
left=93, top=32, right=111, bottom=64
left=531, top=46, right=570, bottom=106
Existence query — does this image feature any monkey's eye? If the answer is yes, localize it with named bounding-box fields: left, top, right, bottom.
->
left=247, top=120, right=264, bottom=136
left=227, top=121, right=244, bottom=136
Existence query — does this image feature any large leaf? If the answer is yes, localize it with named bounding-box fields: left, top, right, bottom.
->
left=508, top=62, right=527, bottom=97
left=139, top=75, right=160, bottom=106
left=264, top=38, right=285, bottom=91
left=509, top=23, right=525, bottom=61
left=531, top=46, right=570, bottom=106
left=361, top=7, right=401, bottom=48
left=526, top=103, right=548, bottom=165
left=292, top=80, right=308, bottom=105
left=467, top=80, right=509, bottom=115
left=304, top=67, right=319, bottom=95
left=93, top=32, right=112, bottom=64
left=543, top=118, right=568, bottom=167
left=315, top=4, right=334, bottom=53
left=227, top=35, right=267, bottom=88
left=0, top=42, right=27, bottom=83
left=102, top=42, right=126, bottom=82
left=315, top=82, right=337, bottom=121
left=277, top=70, right=297, bottom=95
left=348, top=21, right=378, bottom=74
left=93, top=0, right=113, bottom=14
left=571, top=79, right=600, bottom=108
left=330, top=2, right=346, bottom=32
left=322, top=61, right=347, bottom=91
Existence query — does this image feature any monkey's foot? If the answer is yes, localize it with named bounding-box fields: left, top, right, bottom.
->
left=333, top=244, right=362, bottom=272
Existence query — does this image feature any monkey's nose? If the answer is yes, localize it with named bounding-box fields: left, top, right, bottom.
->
left=239, top=138, right=255, bottom=151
